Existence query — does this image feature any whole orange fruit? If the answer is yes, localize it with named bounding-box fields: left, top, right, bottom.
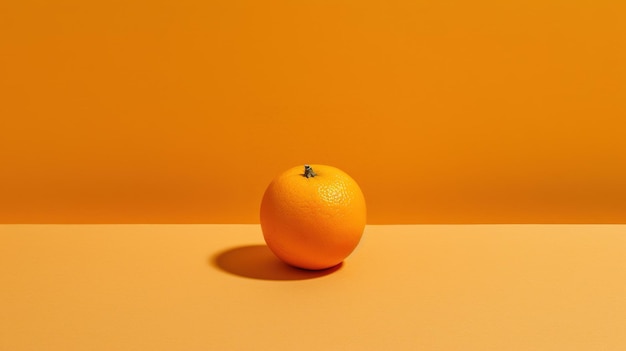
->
left=260, top=164, right=366, bottom=270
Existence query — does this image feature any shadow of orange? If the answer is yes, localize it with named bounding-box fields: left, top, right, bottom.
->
left=212, top=245, right=342, bottom=280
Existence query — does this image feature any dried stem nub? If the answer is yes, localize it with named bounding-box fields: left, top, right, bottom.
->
left=304, top=164, right=317, bottom=178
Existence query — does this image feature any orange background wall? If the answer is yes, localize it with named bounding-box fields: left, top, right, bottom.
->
left=1, top=0, right=625, bottom=223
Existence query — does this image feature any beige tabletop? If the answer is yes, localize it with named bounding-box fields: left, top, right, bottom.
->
left=1, top=225, right=625, bottom=350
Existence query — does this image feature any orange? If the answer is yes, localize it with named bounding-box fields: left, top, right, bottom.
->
left=260, top=164, right=367, bottom=270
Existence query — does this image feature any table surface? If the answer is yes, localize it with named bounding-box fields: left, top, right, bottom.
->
left=1, top=225, right=625, bottom=351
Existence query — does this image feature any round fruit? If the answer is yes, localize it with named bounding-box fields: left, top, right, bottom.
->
left=260, top=164, right=366, bottom=270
